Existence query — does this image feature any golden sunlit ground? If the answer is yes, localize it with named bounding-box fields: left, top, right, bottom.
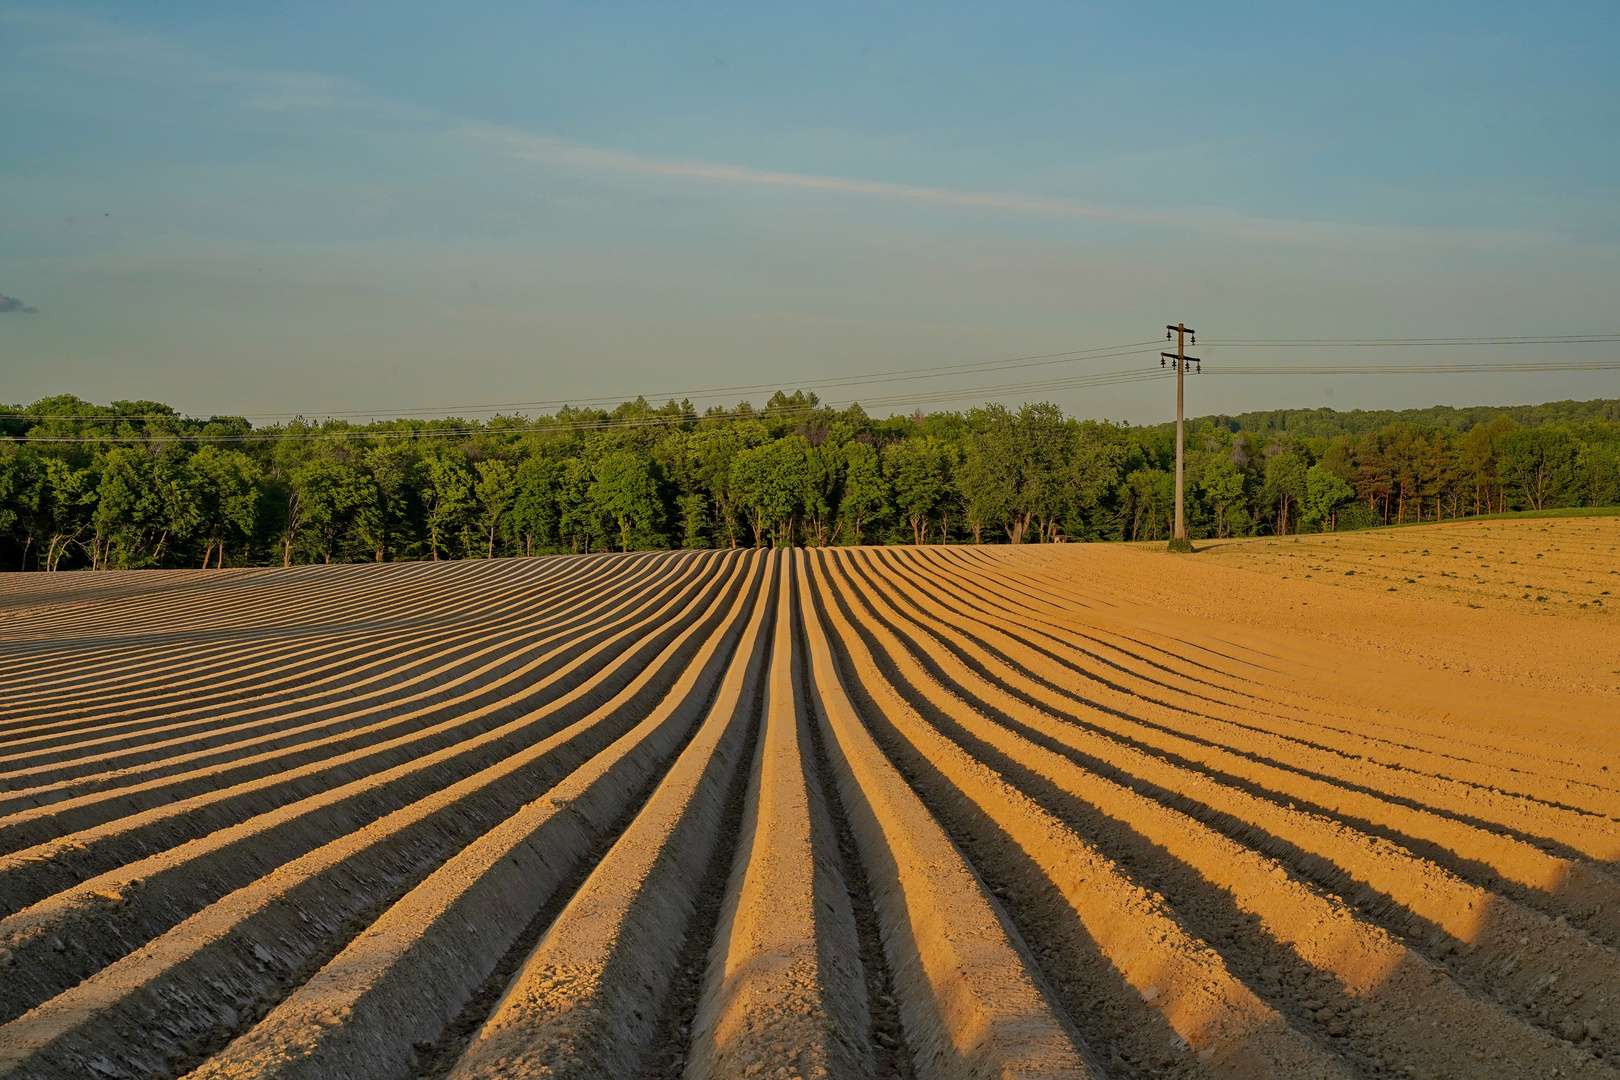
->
left=1191, top=514, right=1620, bottom=618
left=1091, top=515, right=1620, bottom=697
left=7, top=542, right=1620, bottom=1078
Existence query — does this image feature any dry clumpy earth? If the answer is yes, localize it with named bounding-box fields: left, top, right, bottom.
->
left=0, top=517, right=1616, bottom=1080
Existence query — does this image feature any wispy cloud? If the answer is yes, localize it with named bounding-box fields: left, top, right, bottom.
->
left=453, top=124, right=1552, bottom=253
left=457, top=125, right=1161, bottom=226
left=0, top=295, right=39, bottom=314
left=4, top=9, right=1559, bottom=255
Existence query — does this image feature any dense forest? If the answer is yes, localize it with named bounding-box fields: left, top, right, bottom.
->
left=1184, top=397, right=1620, bottom=440
left=2, top=393, right=1617, bottom=571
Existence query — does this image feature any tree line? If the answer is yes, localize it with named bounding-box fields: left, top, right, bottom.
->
left=2, top=392, right=1617, bottom=571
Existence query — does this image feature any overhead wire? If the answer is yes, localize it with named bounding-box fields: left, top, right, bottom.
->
left=6, top=332, right=1615, bottom=442
left=13, top=374, right=1174, bottom=443
left=0, top=339, right=1167, bottom=422
left=1203, top=333, right=1620, bottom=347
left=1209, top=360, right=1620, bottom=375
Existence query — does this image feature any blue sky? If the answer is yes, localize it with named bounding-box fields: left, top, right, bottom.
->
left=1, top=2, right=1616, bottom=423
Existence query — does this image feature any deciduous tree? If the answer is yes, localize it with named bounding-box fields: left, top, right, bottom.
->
left=590, top=451, right=663, bottom=552
left=475, top=459, right=518, bottom=558
left=1499, top=427, right=1578, bottom=511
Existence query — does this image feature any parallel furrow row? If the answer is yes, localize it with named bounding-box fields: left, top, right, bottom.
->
left=1, top=546, right=1616, bottom=1080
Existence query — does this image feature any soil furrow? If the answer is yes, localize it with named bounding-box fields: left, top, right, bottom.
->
left=799, top=551, right=1092, bottom=1079
left=445, top=550, right=779, bottom=1080
left=1, top=526, right=1612, bottom=1077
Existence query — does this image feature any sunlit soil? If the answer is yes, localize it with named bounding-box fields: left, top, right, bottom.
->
left=3, top=544, right=1619, bottom=1080
left=1191, top=515, right=1620, bottom=617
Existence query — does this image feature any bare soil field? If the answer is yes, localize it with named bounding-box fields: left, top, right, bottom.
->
left=1121, top=515, right=1620, bottom=696
left=1, top=529, right=1618, bottom=1079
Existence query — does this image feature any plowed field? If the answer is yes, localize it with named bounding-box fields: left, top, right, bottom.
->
left=2, top=525, right=1618, bottom=1079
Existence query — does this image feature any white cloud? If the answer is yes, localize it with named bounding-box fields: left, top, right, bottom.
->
left=452, top=123, right=1557, bottom=254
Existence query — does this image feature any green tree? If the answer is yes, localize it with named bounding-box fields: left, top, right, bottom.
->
left=0, top=448, right=50, bottom=570
left=421, top=452, right=476, bottom=560
left=41, top=460, right=98, bottom=572
left=1198, top=456, right=1248, bottom=539
left=1263, top=450, right=1309, bottom=535
left=957, top=406, right=1016, bottom=543
left=800, top=441, right=843, bottom=546
left=889, top=436, right=953, bottom=545
left=1122, top=468, right=1174, bottom=541
left=292, top=458, right=375, bottom=564
left=731, top=437, right=810, bottom=546
left=957, top=403, right=1066, bottom=543
left=474, top=459, right=518, bottom=558
left=1303, top=464, right=1354, bottom=531
left=189, top=447, right=262, bottom=567
left=1498, top=427, right=1579, bottom=511
left=837, top=441, right=889, bottom=544
left=1018, top=403, right=1071, bottom=543
left=1458, top=418, right=1512, bottom=515
left=358, top=446, right=417, bottom=562
left=511, top=455, right=563, bottom=555
left=559, top=457, right=611, bottom=553
left=590, top=451, right=663, bottom=552
left=689, top=421, right=769, bottom=548
left=90, top=448, right=198, bottom=569
left=1577, top=438, right=1620, bottom=508
left=1061, top=421, right=1127, bottom=541
left=677, top=492, right=710, bottom=549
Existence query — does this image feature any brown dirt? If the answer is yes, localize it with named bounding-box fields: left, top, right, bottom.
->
left=1124, top=516, right=1620, bottom=697
left=2, top=528, right=1618, bottom=1079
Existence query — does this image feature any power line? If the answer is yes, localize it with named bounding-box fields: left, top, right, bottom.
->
left=7, top=343, right=1618, bottom=444
left=12, top=329, right=1612, bottom=424
left=10, top=373, right=1173, bottom=444
left=1209, top=360, right=1620, bottom=374
left=0, top=339, right=1166, bottom=422
left=1203, top=333, right=1620, bottom=347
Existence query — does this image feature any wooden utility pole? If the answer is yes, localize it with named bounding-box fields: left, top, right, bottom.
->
left=1161, top=323, right=1201, bottom=551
